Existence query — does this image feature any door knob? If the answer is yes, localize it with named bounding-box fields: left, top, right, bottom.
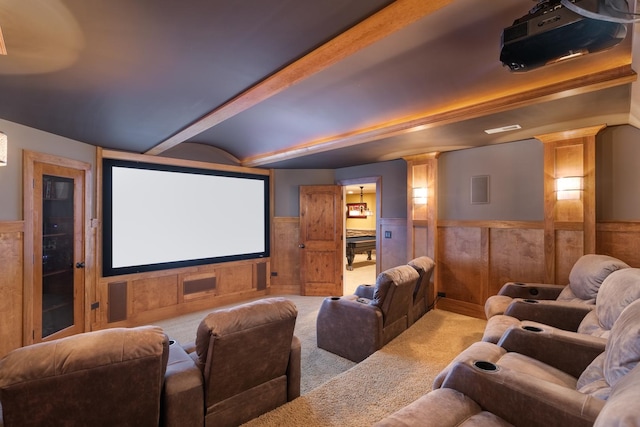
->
left=76, top=262, right=85, bottom=268
left=298, top=244, right=305, bottom=248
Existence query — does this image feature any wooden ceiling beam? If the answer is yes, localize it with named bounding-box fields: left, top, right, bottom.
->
left=241, top=65, right=636, bottom=167
left=145, top=0, right=454, bottom=156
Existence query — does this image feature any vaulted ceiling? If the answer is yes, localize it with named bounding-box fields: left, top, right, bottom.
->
left=0, top=0, right=637, bottom=169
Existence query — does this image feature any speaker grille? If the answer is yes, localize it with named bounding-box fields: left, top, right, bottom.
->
left=471, top=175, right=490, bottom=204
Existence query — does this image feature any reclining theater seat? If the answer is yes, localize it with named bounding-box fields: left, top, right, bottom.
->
left=316, top=264, right=419, bottom=362
left=162, top=297, right=301, bottom=427
left=484, top=254, right=629, bottom=320
left=377, top=299, right=640, bottom=427
left=407, top=256, right=436, bottom=326
left=0, top=326, right=169, bottom=427
left=482, top=267, right=640, bottom=344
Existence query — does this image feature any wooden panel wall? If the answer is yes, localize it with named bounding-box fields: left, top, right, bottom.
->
left=597, top=222, right=640, bottom=267
left=437, top=222, right=545, bottom=318
left=96, top=259, right=270, bottom=329
left=270, top=217, right=301, bottom=294
left=0, top=221, right=24, bottom=358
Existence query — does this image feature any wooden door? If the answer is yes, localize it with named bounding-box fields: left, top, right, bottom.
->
left=299, top=185, right=343, bottom=296
left=24, top=151, right=90, bottom=344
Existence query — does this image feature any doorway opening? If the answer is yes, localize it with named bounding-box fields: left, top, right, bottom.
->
left=341, top=179, right=379, bottom=295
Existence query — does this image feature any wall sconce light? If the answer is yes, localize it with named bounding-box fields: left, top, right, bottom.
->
left=0, top=132, right=7, bottom=166
left=556, top=176, right=583, bottom=200
left=412, top=187, right=428, bottom=205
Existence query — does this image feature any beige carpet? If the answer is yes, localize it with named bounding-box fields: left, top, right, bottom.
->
left=158, top=294, right=486, bottom=426
left=244, top=306, right=486, bottom=427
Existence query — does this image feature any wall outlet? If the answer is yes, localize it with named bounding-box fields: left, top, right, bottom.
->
left=437, top=292, right=446, bottom=298
left=384, top=231, right=392, bottom=238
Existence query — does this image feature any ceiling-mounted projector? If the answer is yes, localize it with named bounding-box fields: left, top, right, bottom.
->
left=500, top=0, right=628, bottom=72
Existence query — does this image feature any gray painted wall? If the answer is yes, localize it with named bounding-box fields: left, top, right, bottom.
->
left=273, top=169, right=336, bottom=217
left=0, top=119, right=96, bottom=221
left=273, top=159, right=407, bottom=218
left=2, top=118, right=639, bottom=224
left=335, top=159, right=407, bottom=219
left=597, top=125, right=640, bottom=220
left=438, top=139, right=544, bottom=221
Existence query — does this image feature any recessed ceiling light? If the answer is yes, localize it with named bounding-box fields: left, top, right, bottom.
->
left=484, top=124, right=522, bottom=134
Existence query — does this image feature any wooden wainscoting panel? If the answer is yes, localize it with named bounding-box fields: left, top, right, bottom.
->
left=489, top=227, right=545, bottom=297
left=0, top=222, right=24, bottom=357
left=438, top=226, right=484, bottom=305
left=597, top=222, right=640, bottom=267
left=411, top=224, right=429, bottom=259
left=132, top=275, right=178, bottom=313
left=216, top=263, right=254, bottom=294
left=555, top=229, right=584, bottom=284
left=271, top=217, right=301, bottom=294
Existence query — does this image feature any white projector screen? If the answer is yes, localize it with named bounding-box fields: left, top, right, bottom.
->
left=102, top=159, right=269, bottom=277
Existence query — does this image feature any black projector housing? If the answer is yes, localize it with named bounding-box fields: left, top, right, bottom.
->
left=500, top=0, right=627, bottom=72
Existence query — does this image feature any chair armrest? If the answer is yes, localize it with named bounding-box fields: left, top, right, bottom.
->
left=316, top=296, right=383, bottom=362
left=161, top=342, right=204, bottom=427
left=498, top=282, right=565, bottom=300
left=181, top=340, right=196, bottom=354
left=497, top=323, right=606, bottom=378
left=442, top=361, right=605, bottom=427
left=354, top=284, right=375, bottom=300
left=287, top=335, right=301, bottom=401
left=504, top=299, right=593, bottom=331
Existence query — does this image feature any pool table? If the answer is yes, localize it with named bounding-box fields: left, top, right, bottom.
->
left=346, top=236, right=376, bottom=271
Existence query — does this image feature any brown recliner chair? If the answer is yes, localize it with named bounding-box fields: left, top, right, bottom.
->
left=484, top=254, right=629, bottom=321
left=0, top=326, right=169, bottom=427
left=316, top=264, right=419, bottom=362
left=482, top=267, right=640, bottom=343
left=407, top=256, right=435, bottom=326
left=161, top=297, right=301, bottom=427
left=377, top=298, right=640, bottom=427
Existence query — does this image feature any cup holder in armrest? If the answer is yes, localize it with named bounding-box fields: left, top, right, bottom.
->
left=523, top=299, right=539, bottom=303
left=513, top=282, right=526, bottom=286
left=169, top=339, right=176, bottom=346
left=329, top=296, right=341, bottom=301
left=522, top=325, right=544, bottom=333
left=528, top=288, right=539, bottom=296
left=473, top=360, right=499, bottom=372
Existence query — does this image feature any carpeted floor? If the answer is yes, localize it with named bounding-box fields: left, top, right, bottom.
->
left=157, top=294, right=487, bottom=426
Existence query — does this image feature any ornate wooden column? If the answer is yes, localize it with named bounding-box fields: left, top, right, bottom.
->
left=405, top=152, right=439, bottom=305
left=536, top=125, right=604, bottom=284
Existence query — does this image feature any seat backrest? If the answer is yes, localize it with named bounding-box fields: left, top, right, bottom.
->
left=578, top=268, right=640, bottom=336
left=0, top=326, right=169, bottom=427
left=577, top=298, right=640, bottom=400
left=373, top=265, right=420, bottom=326
left=193, top=297, right=297, bottom=409
left=408, top=256, right=435, bottom=302
left=562, top=254, right=630, bottom=303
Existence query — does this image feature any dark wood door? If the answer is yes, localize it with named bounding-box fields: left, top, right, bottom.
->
left=299, top=185, right=343, bottom=296
left=24, top=151, right=90, bottom=344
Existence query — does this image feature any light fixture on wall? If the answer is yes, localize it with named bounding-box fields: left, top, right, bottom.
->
left=0, top=132, right=7, bottom=166
left=556, top=176, right=583, bottom=200
left=412, top=187, right=427, bottom=205
left=359, top=186, right=374, bottom=216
